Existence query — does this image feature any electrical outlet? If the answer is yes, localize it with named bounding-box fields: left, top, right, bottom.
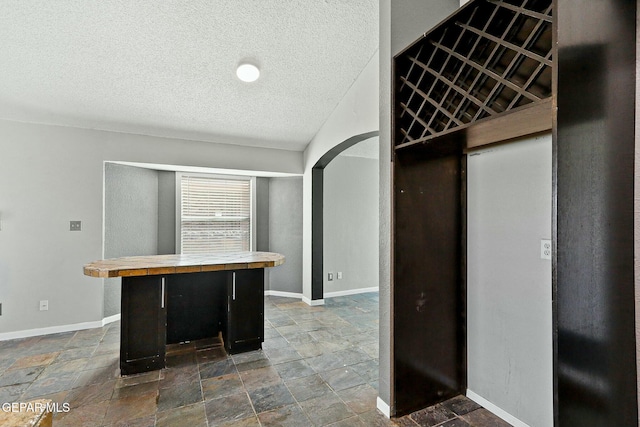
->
left=328, top=273, right=333, bottom=281
left=39, top=300, right=49, bottom=311
left=540, top=239, right=551, bottom=260
left=337, top=272, right=343, bottom=279
left=70, top=221, right=82, bottom=231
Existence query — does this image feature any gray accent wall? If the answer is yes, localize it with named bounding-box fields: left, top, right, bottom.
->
left=268, top=177, right=303, bottom=293
left=256, top=177, right=270, bottom=252
left=324, top=155, right=379, bottom=294
left=256, top=177, right=271, bottom=289
left=104, top=163, right=160, bottom=317
left=157, top=171, right=176, bottom=255
left=466, top=134, right=553, bottom=426
left=379, top=0, right=460, bottom=411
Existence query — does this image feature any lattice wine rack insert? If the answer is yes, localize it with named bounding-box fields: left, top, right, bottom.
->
left=394, top=0, right=552, bottom=149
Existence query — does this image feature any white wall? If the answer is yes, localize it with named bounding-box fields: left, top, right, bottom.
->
left=467, top=134, right=553, bottom=427
left=302, top=52, right=380, bottom=303
left=323, top=154, right=379, bottom=295
left=379, top=0, right=393, bottom=411
left=0, top=119, right=302, bottom=337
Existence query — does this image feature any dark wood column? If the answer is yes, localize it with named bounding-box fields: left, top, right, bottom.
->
left=393, top=140, right=465, bottom=416
left=554, top=0, right=638, bottom=424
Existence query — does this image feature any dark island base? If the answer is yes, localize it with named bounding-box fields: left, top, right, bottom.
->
left=119, top=269, right=264, bottom=376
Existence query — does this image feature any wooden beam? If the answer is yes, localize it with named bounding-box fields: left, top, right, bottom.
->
left=465, top=98, right=552, bottom=149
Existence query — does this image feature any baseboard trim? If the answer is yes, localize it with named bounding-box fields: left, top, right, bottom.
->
left=324, top=287, right=379, bottom=298
left=263, top=291, right=325, bottom=307
left=466, top=390, right=530, bottom=427
left=0, top=320, right=101, bottom=341
left=266, top=288, right=379, bottom=306
left=377, top=397, right=391, bottom=418
left=302, top=296, right=325, bottom=306
left=0, top=314, right=122, bottom=341
left=102, top=313, right=121, bottom=326
left=264, top=290, right=303, bottom=299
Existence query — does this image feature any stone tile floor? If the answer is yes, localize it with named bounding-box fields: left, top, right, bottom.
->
left=0, top=292, right=509, bottom=426
left=394, top=397, right=512, bottom=427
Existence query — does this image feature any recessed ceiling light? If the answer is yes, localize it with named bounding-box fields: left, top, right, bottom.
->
left=236, top=63, right=260, bottom=83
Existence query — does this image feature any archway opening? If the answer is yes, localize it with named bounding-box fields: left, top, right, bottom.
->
left=311, top=131, right=379, bottom=301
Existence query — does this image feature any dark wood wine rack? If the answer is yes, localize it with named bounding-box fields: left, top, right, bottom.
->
left=394, top=0, right=552, bottom=149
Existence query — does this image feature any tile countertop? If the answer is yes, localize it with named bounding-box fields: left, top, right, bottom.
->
left=83, top=251, right=285, bottom=278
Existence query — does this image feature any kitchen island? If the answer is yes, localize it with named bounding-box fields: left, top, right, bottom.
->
left=84, top=252, right=285, bottom=375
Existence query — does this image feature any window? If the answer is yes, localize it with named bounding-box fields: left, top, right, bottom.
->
left=178, top=174, right=254, bottom=254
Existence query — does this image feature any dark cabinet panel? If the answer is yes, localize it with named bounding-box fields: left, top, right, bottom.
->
left=120, top=275, right=166, bottom=375
left=393, top=143, right=464, bottom=416
left=119, top=268, right=266, bottom=374
left=225, top=269, right=264, bottom=354
left=166, top=272, right=226, bottom=344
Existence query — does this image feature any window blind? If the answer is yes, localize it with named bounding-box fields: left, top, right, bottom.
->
left=180, top=175, right=251, bottom=254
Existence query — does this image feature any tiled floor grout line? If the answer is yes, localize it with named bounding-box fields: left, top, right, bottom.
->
left=235, top=357, right=264, bottom=427
left=195, top=360, right=209, bottom=427
left=277, top=361, right=312, bottom=425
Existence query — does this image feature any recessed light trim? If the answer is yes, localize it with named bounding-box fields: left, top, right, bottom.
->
left=236, top=63, right=260, bottom=82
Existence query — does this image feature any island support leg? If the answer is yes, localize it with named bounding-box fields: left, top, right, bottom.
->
left=120, top=276, right=167, bottom=375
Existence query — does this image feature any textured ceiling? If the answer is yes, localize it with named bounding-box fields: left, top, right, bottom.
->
left=0, top=1, right=378, bottom=151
